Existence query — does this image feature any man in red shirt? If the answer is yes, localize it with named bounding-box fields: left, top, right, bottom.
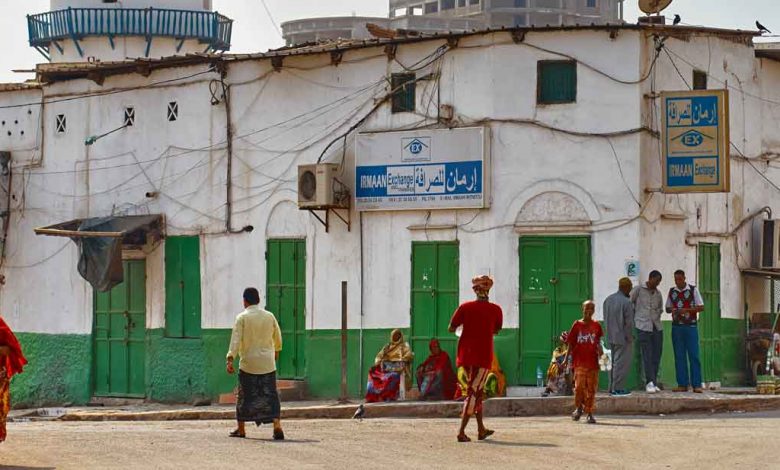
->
left=448, top=275, right=503, bottom=443
left=566, top=300, right=603, bottom=424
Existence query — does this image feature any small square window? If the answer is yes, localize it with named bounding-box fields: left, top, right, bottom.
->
left=586, top=0, right=597, bottom=7
left=167, top=102, right=179, bottom=122
left=458, top=0, right=466, bottom=6
left=124, top=106, right=135, bottom=126
left=515, top=0, right=527, bottom=7
left=537, top=60, right=577, bottom=105
left=693, top=70, right=707, bottom=90
left=424, top=2, right=438, bottom=14
left=391, top=73, right=416, bottom=113
left=442, top=0, right=455, bottom=9
left=55, top=114, right=66, bottom=134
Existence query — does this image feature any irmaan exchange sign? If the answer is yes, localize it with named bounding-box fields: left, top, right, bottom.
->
left=355, top=127, right=489, bottom=211
left=661, top=90, right=730, bottom=193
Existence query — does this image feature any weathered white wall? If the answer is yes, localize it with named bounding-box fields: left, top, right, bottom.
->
left=1, top=28, right=777, bottom=338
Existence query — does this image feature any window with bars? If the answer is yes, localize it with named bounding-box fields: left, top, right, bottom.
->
left=55, top=114, right=66, bottom=134
left=391, top=73, right=416, bottom=113
left=537, top=60, right=577, bottom=105
left=693, top=70, right=708, bottom=90
left=124, top=107, right=135, bottom=126
left=167, top=102, right=179, bottom=122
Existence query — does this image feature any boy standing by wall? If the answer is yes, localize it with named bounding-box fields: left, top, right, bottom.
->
left=567, top=300, right=604, bottom=424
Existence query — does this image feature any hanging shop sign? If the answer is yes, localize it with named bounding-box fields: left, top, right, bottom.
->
left=661, top=89, right=730, bottom=193
left=355, top=127, right=490, bottom=211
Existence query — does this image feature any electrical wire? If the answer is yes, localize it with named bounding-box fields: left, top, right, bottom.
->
left=516, top=40, right=662, bottom=85
left=663, top=48, right=691, bottom=90
left=0, top=68, right=217, bottom=110
left=2, top=241, right=70, bottom=269
left=604, top=136, right=641, bottom=206
left=258, top=0, right=283, bottom=39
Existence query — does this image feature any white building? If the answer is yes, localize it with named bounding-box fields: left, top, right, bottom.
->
left=2, top=12, right=779, bottom=405
left=282, top=0, right=624, bottom=46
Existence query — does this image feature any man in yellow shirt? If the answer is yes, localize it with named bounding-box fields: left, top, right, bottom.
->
left=226, top=287, right=284, bottom=440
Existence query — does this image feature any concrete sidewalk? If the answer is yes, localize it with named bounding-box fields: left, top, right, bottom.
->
left=11, top=389, right=780, bottom=422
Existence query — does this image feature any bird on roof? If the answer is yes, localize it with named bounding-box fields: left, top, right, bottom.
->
left=352, top=403, right=365, bottom=422
left=673, top=14, right=681, bottom=26
left=756, top=20, right=771, bottom=34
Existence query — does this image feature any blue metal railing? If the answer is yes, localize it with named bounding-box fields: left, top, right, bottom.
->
left=28, top=7, right=233, bottom=52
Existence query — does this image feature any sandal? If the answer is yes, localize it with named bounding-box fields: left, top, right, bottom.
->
left=478, top=429, right=495, bottom=441
left=229, top=430, right=246, bottom=438
left=273, top=429, right=285, bottom=441
left=457, top=434, right=471, bottom=443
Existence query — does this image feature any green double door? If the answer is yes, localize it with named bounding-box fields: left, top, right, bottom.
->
left=266, top=239, right=306, bottom=379
left=93, top=260, right=147, bottom=397
left=519, top=236, right=592, bottom=384
left=410, top=242, right=460, bottom=371
left=698, top=243, right=722, bottom=383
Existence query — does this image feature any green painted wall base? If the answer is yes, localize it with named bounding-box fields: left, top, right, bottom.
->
left=146, top=329, right=234, bottom=403
left=622, top=319, right=746, bottom=391
left=305, top=328, right=520, bottom=398
left=9, top=320, right=746, bottom=406
left=10, top=333, right=92, bottom=408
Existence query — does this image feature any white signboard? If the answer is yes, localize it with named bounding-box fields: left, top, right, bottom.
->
left=355, top=127, right=489, bottom=211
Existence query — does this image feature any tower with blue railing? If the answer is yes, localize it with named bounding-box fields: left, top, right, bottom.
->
left=28, top=1, right=232, bottom=63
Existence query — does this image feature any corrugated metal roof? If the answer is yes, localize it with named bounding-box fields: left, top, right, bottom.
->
left=31, top=24, right=762, bottom=84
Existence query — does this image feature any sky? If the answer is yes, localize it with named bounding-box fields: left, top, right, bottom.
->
left=1, top=0, right=779, bottom=82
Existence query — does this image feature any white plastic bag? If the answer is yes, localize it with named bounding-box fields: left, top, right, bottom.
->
left=599, top=339, right=612, bottom=372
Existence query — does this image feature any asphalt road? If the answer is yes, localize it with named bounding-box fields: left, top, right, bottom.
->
left=1, top=411, right=776, bottom=469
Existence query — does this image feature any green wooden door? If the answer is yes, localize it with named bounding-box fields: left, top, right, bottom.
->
left=94, top=260, right=146, bottom=397
left=698, top=243, right=722, bottom=383
left=266, top=239, right=306, bottom=379
left=519, top=236, right=591, bottom=384
left=165, top=236, right=202, bottom=338
left=410, top=242, right=460, bottom=372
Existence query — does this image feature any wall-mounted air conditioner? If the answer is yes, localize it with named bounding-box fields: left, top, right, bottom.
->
left=761, top=219, right=780, bottom=270
left=297, top=163, right=348, bottom=209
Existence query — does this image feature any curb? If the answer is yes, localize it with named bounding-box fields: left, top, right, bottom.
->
left=57, top=394, right=780, bottom=422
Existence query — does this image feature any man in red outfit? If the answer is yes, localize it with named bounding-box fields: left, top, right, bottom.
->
left=567, top=300, right=604, bottom=424
left=448, top=275, right=503, bottom=442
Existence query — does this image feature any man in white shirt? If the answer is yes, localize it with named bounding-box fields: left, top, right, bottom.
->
left=226, top=287, right=284, bottom=439
left=665, top=270, right=705, bottom=393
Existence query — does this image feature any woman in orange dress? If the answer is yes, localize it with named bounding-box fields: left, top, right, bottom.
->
left=0, top=316, right=27, bottom=443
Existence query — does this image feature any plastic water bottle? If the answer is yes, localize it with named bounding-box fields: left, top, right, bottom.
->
left=536, top=365, right=543, bottom=387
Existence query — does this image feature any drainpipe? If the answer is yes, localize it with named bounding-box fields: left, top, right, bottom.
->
left=223, top=75, right=235, bottom=233
left=359, top=211, right=365, bottom=395
left=219, top=65, right=252, bottom=235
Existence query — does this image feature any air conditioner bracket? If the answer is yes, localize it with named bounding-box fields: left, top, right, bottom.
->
left=306, top=205, right=351, bottom=233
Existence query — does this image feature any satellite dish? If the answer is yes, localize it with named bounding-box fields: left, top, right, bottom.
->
left=638, top=0, right=673, bottom=15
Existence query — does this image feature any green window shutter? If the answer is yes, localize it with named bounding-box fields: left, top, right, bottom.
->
left=165, top=236, right=202, bottom=338
left=181, top=237, right=202, bottom=338
left=537, top=60, right=577, bottom=104
left=391, top=73, right=416, bottom=113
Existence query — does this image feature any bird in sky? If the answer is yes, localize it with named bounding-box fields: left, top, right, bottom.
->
left=353, top=403, right=365, bottom=421
left=673, top=14, right=681, bottom=26
left=756, top=21, right=771, bottom=34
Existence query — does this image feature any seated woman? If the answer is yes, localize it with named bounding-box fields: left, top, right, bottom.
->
left=542, top=331, right=573, bottom=397
left=416, top=339, right=457, bottom=400
left=454, top=351, right=506, bottom=400
left=365, top=329, right=413, bottom=403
